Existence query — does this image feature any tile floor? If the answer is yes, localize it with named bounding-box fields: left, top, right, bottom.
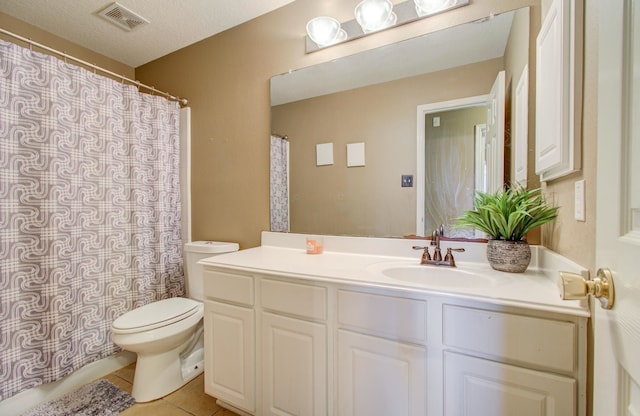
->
left=102, top=363, right=240, bottom=416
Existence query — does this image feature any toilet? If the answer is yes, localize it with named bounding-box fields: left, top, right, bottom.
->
left=111, top=241, right=239, bottom=402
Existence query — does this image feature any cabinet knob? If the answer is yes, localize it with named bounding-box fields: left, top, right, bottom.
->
left=557, top=268, right=615, bottom=310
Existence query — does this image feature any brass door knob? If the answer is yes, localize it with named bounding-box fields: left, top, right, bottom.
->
left=557, top=268, right=615, bottom=309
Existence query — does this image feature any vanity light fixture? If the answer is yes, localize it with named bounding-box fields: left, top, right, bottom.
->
left=355, top=0, right=397, bottom=34
left=305, top=0, right=469, bottom=52
left=306, top=16, right=347, bottom=47
left=414, top=0, right=456, bottom=17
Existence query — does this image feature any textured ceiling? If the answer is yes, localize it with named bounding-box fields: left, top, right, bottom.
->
left=0, top=0, right=297, bottom=67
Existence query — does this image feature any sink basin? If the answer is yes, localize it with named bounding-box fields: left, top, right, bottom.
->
left=367, top=262, right=499, bottom=288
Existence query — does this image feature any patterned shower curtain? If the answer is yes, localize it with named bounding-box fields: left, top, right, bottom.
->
left=270, top=135, right=289, bottom=232
left=0, top=40, right=184, bottom=400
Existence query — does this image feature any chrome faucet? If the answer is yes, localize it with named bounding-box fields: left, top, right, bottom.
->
left=412, top=224, right=465, bottom=267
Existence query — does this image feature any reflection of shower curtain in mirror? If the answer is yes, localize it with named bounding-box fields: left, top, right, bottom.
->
left=424, top=108, right=483, bottom=237
left=270, top=135, right=289, bottom=232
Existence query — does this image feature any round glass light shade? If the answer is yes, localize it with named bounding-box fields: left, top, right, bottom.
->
left=414, top=0, right=456, bottom=16
left=306, top=16, right=345, bottom=47
left=355, top=0, right=395, bottom=33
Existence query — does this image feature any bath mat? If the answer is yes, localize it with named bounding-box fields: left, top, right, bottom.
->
left=21, top=379, right=135, bottom=416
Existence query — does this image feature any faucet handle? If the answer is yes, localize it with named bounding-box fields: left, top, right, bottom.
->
left=412, top=245, right=431, bottom=264
left=444, top=247, right=465, bottom=267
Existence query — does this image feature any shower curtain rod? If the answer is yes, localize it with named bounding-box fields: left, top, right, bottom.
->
left=0, top=27, right=189, bottom=107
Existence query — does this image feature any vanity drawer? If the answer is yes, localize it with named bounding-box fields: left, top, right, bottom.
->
left=337, top=290, right=427, bottom=343
left=442, top=305, right=576, bottom=373
left=261, top=279, right=327, bottom=321
left=203, top=269, right=254, bottom=306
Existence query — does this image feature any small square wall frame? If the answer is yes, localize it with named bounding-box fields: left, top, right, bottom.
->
left=347, top=143, right=365, bottom=167
left=316, top=143, right=334, bottom=166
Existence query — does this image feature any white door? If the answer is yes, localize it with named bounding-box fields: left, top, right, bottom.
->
left=484, top=70, right=505, bottom=194
left=594, top=1, right=640, bottom=414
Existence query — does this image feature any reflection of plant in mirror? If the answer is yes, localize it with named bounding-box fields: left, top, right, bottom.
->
left=455, top=186, right=559, bottom=241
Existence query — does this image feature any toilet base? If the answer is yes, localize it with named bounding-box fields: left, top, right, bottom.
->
left=131, top=330, right=204, bottom=402
left=180, top=335, right=204, bottom=381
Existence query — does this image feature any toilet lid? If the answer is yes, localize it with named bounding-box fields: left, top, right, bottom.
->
left=112, top=297, right=200, bottom=333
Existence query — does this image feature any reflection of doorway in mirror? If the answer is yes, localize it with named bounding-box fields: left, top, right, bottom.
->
left=416, top=72, right=506, bottom=237
left=474, top=123, right=489, bottom=240
left=423, top=107, right=485, bottom=238
left=474, top=124, right=487, bottom=198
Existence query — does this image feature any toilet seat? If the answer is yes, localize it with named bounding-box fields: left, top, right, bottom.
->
left=112, top=297, right=201, bottom=334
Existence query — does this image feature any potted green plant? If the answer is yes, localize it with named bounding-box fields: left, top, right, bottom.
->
left=456, top=186, right=559, bottom=273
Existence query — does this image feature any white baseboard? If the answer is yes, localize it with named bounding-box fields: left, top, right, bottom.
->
left=0, top=351, right=136, bottom=416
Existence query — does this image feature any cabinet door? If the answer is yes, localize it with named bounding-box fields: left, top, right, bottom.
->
left=262, top=312, right=327, bottom=416
left=204, top=301, right=255, bottom=413
left=337, top=330, right=426, bottom=416
left=535, top=0, right=580, bottom=180
left=444, top=352, right=575, bottom=416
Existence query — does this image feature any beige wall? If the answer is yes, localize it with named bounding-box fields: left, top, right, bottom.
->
left=272, top=59, right=502, bottom=237
left=135, top=0, right=539, bottom=249
left=0, top=0, right=596, bottom=267
left=0, top=12, right=134, bottom=79
left=0, top=3, right=600, bottom=408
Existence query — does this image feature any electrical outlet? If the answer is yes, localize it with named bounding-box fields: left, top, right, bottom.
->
left=401, top=175, right=413, bottom=187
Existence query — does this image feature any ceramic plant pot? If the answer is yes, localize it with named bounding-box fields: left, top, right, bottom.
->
left=486, top=239, right=531, bottom=273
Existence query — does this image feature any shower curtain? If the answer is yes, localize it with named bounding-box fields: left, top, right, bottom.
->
left=270, top=135, right=289, bottom=232
left=0, top=39, right=184, bottom=400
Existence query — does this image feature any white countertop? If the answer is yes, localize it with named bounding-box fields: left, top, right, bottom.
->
left=199, top=232, right=590, bottom=317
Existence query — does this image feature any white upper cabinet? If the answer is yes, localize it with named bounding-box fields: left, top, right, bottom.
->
left=535, top=0, right=582, bottom=181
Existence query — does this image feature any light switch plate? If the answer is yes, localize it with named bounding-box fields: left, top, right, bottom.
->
left=574, top=179, right=585, bottom=221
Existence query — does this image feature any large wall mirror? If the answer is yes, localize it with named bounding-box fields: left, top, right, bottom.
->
left=270, top=6, right=531, bottom=238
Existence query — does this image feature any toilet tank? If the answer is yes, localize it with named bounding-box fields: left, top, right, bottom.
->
left=184, top=241, right=239, bottom=301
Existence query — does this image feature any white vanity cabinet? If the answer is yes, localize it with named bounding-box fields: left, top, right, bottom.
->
left=202, top=264, right=587, bottom=416
left=260, top=278, right=328, bottom=416
left=444, top=352, right=575, bottom=415
left=336, top=290, right=428, bottom=416
left=203, top=269, right=256, bottom=414
left=441, top=304, right=583, bottom=416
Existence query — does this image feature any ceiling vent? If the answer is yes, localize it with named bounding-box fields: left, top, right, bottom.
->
left=98, top=2, right=150, bottom=32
